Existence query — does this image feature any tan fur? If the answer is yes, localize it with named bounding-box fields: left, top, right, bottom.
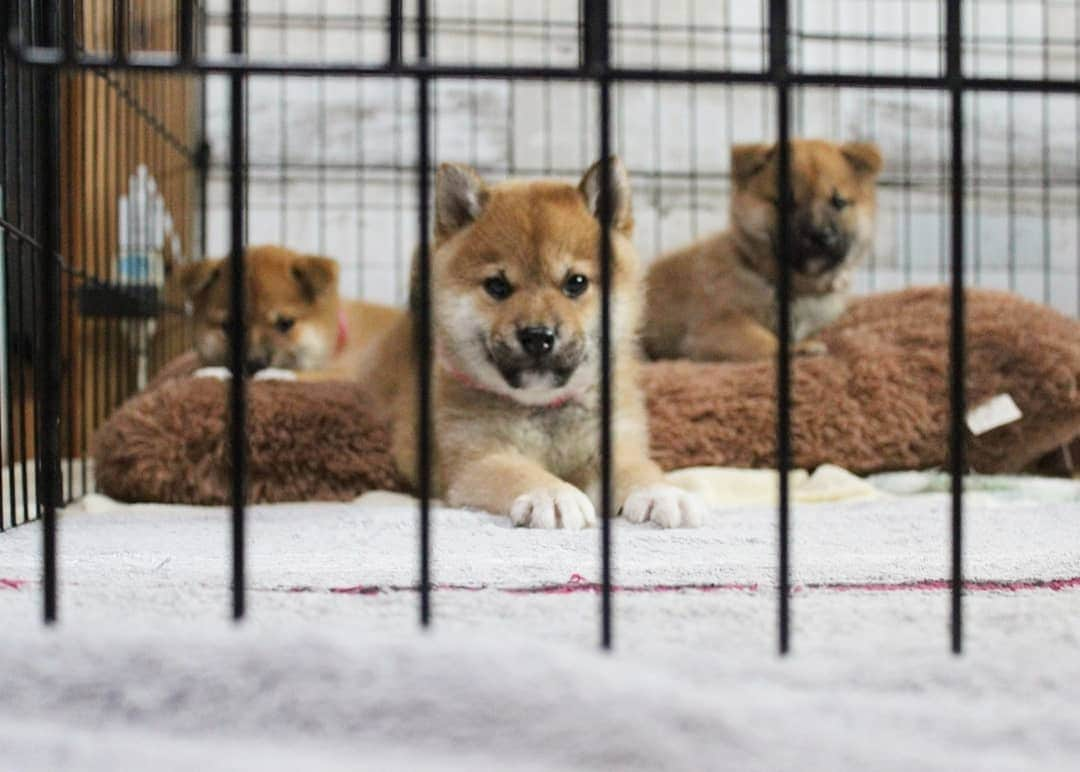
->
left=643, top=139, right=883, bottom=362
left=177, top=245, right=401, bottom=378
left=360, top=160, right=702, bottom=528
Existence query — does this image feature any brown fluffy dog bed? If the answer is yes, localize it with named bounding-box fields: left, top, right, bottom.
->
left=94, top=287, right=1080, bottom=505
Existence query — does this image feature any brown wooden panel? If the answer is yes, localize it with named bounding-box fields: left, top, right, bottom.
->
left=53, top=0, right=199, bottom=464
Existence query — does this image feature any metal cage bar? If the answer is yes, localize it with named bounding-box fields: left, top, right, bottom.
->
left=769, top=0, right=794, bottom=656
left=227, top=0, right=247, bottom=621
left=583, top=0, right=615, bottom=650
left=414, top=0, right=433, bottom=629
left=946, top=0, right=966, bottom=656
left=36, top=0, right=61, bottom=624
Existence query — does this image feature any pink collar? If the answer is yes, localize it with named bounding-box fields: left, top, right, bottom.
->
left=439, top=357, right=578, bottom=409
left=335, top=309, right=348, bottom=355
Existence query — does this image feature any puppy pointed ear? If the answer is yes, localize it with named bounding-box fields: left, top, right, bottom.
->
left=291, top=254, right=339, bottom=302
left=841, top=141, right=883, bottom=177
left=579, top=156, right=633, bottom=234
left=435, top=163, right=488, bottom=239
left=177, top=259, right=222, bottom=300
left=731, top=143, right=776, bottom=188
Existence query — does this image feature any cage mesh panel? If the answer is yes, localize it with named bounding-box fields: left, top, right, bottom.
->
left=1, top=0, right=203, bottom=528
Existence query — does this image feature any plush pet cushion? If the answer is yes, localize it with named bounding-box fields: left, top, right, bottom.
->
left=94, top=287, right=1080, bottom=504
left=646, top=287, right=1079, bottom=474
left=96, top=355, right=402, bottom=505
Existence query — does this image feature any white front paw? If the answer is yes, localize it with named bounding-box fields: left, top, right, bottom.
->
left=252, top=367, right=298, bottom=381
left=510, top=485, right=597, bottom=530
left=621, top=484, right=705, bottom=528
left=192, top=366, right=232, bottom=381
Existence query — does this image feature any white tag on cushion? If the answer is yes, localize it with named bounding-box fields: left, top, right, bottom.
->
left=966, top=393, right=1023, bottom=436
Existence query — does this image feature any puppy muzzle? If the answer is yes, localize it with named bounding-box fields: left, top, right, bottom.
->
left=488, top=328, right=584, bottom=390
left=792, top=222, right=852, bottom=274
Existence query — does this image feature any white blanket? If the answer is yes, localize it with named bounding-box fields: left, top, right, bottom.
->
left=1, top=484, right=1078, bottom=771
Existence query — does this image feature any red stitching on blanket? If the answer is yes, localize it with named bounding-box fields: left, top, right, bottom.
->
left=329, top=585, right=381, bottom=595
left=269, top=575, right=1080, bottom=596
left=810, top=577, right=1080, bottom=593
left=503, top=578, right=760, bottom=595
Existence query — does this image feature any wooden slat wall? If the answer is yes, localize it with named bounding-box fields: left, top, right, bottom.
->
left=54, top=0, right=199, bottom=473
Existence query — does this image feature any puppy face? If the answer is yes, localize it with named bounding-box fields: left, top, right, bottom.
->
left=429, top=159, right=639, bottom=406
left=730, top=139, right=883, bottom=285
left=178, top=245, right=340, bottom=373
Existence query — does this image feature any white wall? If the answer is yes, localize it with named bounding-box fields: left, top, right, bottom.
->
left=204, top=0, right=1080, bottom=315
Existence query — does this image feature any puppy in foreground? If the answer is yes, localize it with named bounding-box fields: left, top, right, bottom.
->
left=643, top=139, right=883, bottom=362
left=362, top=159, right=704, bottom=529
left=179, top=244, right=401, bottom=378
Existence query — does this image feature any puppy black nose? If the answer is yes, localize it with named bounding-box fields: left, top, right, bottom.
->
left=517, top=326, right=556, bottom=358
left=803, top=224, right=839, bottom=250
left=244, top=356, right=269, bottom=375
left=800, top=223, right=849, bottom=262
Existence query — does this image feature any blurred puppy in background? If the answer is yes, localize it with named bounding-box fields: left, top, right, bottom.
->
left=642, top=139, right=883, bottom=362
left=361, top=159, right=704, bottom=529
left=179, top=245, right=401, bottom=379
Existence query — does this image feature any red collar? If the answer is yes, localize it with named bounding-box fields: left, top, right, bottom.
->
left=335, top=308, right=348, bottom=355
left=439, top=356, right=578, bottom=409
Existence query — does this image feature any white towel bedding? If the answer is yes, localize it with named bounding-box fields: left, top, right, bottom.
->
left=0, top=478, right=1078, bottom=771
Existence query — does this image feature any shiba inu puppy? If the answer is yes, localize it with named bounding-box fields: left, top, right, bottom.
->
left=361, top=160, right=704, bottom=529
left=179, top=245, right=401, bottom=377
left=642, top=139, right=883, bottom=362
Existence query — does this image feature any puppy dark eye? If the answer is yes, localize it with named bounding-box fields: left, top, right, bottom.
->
left=483, top=276, right=513, bottom=300
left=274, top=317, right=295, bottom=334
left=831, top=191, right=850, bottom=210
left=562, top=273, right=589, bottom=298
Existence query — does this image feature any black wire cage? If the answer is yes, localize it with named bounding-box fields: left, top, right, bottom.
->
left=2, top=0, right=1079, bottom=653
left=1, top=0, right=204, bottom=530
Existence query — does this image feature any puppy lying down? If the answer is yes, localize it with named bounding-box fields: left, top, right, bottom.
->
left=178, top=244, right=402, bottom=380
left=360, top=159, right=704, bottom=529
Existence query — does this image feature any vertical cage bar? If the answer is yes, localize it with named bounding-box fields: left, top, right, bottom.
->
left=585, top=0, right=614, bottom=651
left=650, top=1, right=661, bottom=261
left=60, top=0, right=74, bottom=61
left=179, top=0, right=195, bottom=63
left=62, top=62, right=75, bottom=503
left=90, top=28, right=105, bottom=497
left=597, top=87, right=614, bottom=651
left=2, top=0, right=19, bottom=528
left=1040, top=5, right=1051, bottom=307
left=392, top=78, right=404, bottom=300
left=197, top=3, right=208, bottom=263
left=902, top=1, right=913, bottom=286
left=0, top=0, right=9, bottom=531
left=37, top=0, right=62, bottom=623
left=15, top=0, right=31, bottom=527
left=769, top=0, right=792, bottom=656
left=389, top=0, right=403, bottom=67
left=416, top=0, right=432, bottom=628
left=107, top=68, right=122, bottom=437
left=503, top=0, right=515, bottom=175
left=1005, top=0, right=1016, bottom=293
left=228, top=0, right=248, bottom=621
left=687, top=1, right=699, bottom=239
left=113, top=0, right=128, bottom=61
left=946, top=0, right=965, bottom=655
left=84, top=57, right=101, bottom=501
left=316, top=4, right=326, bottom=256
left=276, top=5, right=287, bottom=245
